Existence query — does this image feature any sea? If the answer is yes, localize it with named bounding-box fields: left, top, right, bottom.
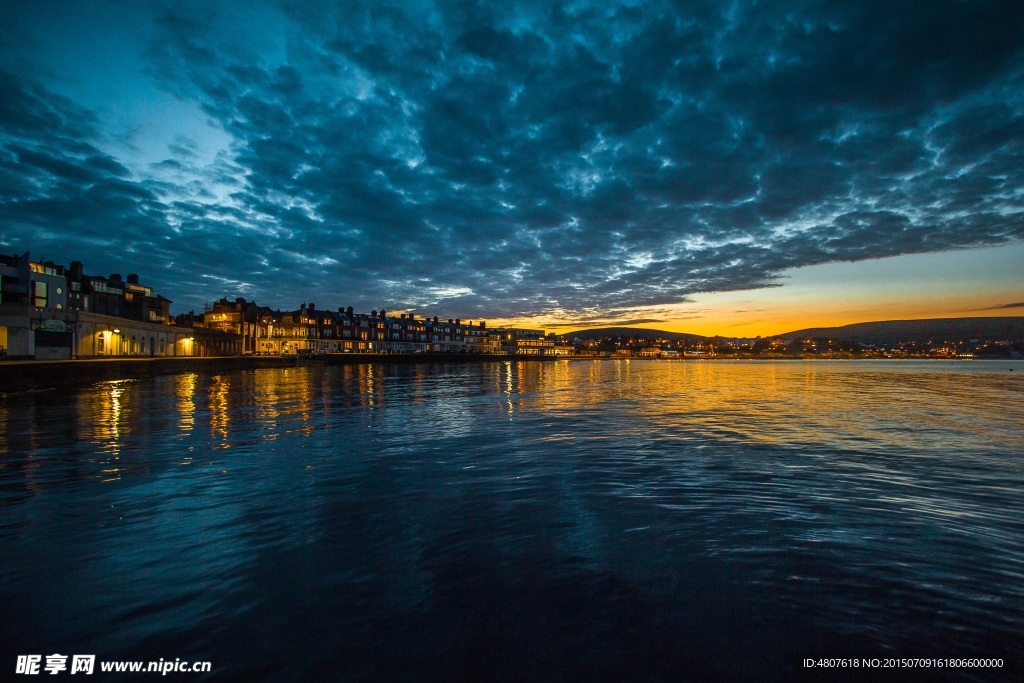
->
left=1, top=359, right=1022, bottom=681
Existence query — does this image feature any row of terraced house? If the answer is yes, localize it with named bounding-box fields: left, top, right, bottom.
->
left=194, top=298, right=497, bottom=355
left=0, top=251, right=563, bottom=359
left=196, top=298, right=567, bottom=357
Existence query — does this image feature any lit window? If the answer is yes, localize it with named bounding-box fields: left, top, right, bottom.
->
left=32, top=281, right=48, bottom=307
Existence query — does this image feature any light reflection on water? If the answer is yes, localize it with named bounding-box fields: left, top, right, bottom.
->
left=0, top=360, right=1022, bottom=681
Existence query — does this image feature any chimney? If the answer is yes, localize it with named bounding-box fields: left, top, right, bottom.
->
left=109, top=273, right=122, bottom=283
left=127, top=273, right=140, bottom=285
left=70, top=261, right=84, bottom=279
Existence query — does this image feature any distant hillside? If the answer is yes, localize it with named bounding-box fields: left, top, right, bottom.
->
left=561, top=327, right=707, bottom=342
left=779, top=317, right=1024, bottom=344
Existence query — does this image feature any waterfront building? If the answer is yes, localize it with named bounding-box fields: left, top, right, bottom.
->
left=309, top=306, right=339, bottom=354
left=1, top=251, right=190, bottom=359
left=463, top=321, right=489, bottom=353
left=422, top=316, right=481, bottom=353
left=188, top=325, right=243, bottom=356
left=1, top=248, right=504, bottom=360
left=66, top=263, right=171, bottom=324
left=0, top=252, right=70, bottom=359
left=267, top=306, right=315, bottom=355
left=378, top=313, right=420, bottom=353
left=72, top=310, right=194, bottom=358
left=497, top=329, right=556, bottom=356
left=550, top=341, right=576, bottom=356
left=255, top=308, right=278, bottom=354
left=201, top=297, right=260, bottom=354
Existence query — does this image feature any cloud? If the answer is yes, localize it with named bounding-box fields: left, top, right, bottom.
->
left=977, top=302, right=1024, bottom=311
left=2, top=0, right=1023, bottom=319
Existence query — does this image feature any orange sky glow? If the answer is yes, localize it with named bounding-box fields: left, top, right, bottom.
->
left=493, top=242, right=1024, bottom=337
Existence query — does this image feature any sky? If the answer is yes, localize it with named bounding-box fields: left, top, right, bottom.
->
left=1, top=0, right=1022, bottom=336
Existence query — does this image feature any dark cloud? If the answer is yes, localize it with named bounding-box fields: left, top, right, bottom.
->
left=978, top=302, right=1024, bottom=311
left=2, top=0, right=1023, bottom=318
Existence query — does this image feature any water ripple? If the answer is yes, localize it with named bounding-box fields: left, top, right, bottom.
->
left=1, top=360, right=1021, bottom=681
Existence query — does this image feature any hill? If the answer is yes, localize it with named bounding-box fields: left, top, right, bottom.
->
left=560, top=327, right=708, bottom=342
left=779, top=317, right=1024, bottom=344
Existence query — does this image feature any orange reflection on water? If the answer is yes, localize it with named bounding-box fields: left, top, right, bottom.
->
left=254, top=368, right=282, bottom=439
left=504, top=361, right=514, bottom=418
left=489, top=359, right=910, bottom=450
left=209, top=376, right=230, bottom=446
left=77, top=380, right=137, bottom=481
left=511, top=359, right=1017, bottom=454
left=366, top=364, right=377, bottom=408
left=252, top=367, right=321, bottom=439
left=296, top=369, right=313, bottom=437
left=176, top=373, right=197, bottom=435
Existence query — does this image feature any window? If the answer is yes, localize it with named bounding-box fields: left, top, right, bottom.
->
left=32, top=281, right=48, bottom=307
left=30, top=263, right=60, bottom=276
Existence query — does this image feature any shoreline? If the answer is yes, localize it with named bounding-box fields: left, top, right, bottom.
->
left=0, top=353, right=1013, bottom=394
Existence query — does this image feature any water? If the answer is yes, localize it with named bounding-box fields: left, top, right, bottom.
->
left=1, top=360, right=1022, bottom=681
